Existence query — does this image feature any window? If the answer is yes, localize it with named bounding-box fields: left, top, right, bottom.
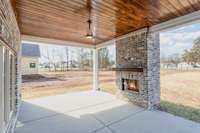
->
left=30, top=63, right=36, bottom=68
left=2, top=48, right=15, bottom=125
left=4, top=49, right=9, bottom=123
left=0, top=44, right=5, bottom=132
left=0, top=44, right=16, bottom=132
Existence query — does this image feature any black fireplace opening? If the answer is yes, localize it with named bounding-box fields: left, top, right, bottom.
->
left=122, top=78, right=139, bottom=92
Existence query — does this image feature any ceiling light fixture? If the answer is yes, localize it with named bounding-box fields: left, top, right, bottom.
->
left=86, top=33, right=93, bottom=39
left=86, top=19, right=93, bottom=39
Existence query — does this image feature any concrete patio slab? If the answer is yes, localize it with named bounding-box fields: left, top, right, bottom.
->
left=15, top=91, right=200, bottom=133
left=19, top=91, right=115, bottom=122
left=18, top=102, right=57, bottom=123
left=109, top=110, right=200, bottom=133
left=24, top=91, right=116, bottom=113
left=68, top=99, right=144, bottom=125
left=16, top=112, right=103, bottom=133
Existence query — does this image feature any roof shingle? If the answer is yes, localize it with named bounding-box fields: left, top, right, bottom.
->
left=22, top=43, right=40, bottom=57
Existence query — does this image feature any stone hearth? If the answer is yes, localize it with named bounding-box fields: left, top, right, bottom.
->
left=114, top=28, right=160, bottom=109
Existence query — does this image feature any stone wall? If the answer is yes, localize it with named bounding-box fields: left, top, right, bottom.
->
left=115, top=28, right=160, bottom=109
left=0, top=0, right=20, bottom=51
left=146, top=31, right=160, bottom=108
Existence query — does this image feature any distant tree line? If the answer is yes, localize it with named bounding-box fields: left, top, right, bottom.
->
left=98, top=47, right=115, bottom=70
left=183, top=37, right=200, bottom=65
left=161, top=37, right=200, bottom=68
left=42, top=47, right=93, bottom=72
left=41, top=46, right=116, bottom=72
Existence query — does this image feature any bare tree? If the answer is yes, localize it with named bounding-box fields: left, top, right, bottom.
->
left=65, top=47, right=69, bottom=71
left=42, top=46, right=51, bottom=72
left=77, top=48, right=84, bottom=70
left=169, top=54, right=181, bottom=68
left=51, top=48, right=58, bottom=72
left=98, top=48, right=110, bottom=69
left=57, top=50, right=65, bottom=72
left=76, top=48, right=92, bottom=70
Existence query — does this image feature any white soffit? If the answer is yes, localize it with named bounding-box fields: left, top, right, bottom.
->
left=150, top=10, right=200, bottom=32
left=21, top=35, right=95, bottom=49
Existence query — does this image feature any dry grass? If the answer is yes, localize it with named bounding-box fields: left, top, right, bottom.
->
left=160, top=69, right=200, bottom=109
left=22, top=70, right=200, bottom=108
left=159, top=69, right=200, bottom=122
left=22, top=71, right=115, bottom=99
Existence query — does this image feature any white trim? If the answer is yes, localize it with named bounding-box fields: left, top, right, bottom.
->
left=4, top=50, right=11, bottom=124
left=97, top=28, right=147, bottom=49
left=9, top=102, right=21, bottom=133
left=93, top=48, right=99, bottom=91
left=21, top=35, right=95, bottom=48
left=0, top=45, right=4, bottom=133
left=150, top=10, right=200, bottom=32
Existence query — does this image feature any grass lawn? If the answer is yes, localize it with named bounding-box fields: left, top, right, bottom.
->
left=159, top=69, right=200, bottom=123
left=160, top=100, right=200, bottom=123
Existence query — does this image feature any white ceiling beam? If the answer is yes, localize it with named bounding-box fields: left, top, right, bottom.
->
left=21, top=35, right=95, bottom=48
left=150, top=10, right=200, bottom=32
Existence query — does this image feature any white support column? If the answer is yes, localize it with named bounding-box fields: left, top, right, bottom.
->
left=93, top=48, right=99, bottom=91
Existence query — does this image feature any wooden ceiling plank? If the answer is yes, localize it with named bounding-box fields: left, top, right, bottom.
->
left=13, top=0, right=200, bottom=45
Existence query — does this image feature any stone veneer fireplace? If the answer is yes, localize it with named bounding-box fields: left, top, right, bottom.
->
left=114, top=28, right=160, bottom=109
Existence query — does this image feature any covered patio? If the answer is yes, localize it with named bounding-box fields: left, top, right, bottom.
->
left=15, top=0, right=200, bottom=110
left=15, top=91, right=200, bottom=133
left=1, top=0, right=200, bottom=133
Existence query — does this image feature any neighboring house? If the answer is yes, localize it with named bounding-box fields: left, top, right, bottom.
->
left=160, top=62, right=177, bottom=69
left=178, top=62, right=193, bottom=69
left=21, top=43, right=41, bottom=75
left=161, top=62, right=200, bottom=70
left=178, top=62, right=200, bottom=69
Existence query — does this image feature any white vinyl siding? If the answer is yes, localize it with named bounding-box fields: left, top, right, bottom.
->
left=21, top=57, right=39, bottom=75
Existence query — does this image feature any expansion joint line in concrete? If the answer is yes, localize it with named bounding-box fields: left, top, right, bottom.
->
left=90, top=109, right=145, bottom=133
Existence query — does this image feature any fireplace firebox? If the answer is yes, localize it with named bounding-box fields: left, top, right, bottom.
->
left=122, top=78, right=139, bottom=92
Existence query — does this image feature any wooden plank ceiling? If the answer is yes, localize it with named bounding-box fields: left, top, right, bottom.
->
left=13, top=0, right=200, bottom=45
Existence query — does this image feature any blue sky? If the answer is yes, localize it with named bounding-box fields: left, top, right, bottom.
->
left=160, top=22, right=200, bottom=58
